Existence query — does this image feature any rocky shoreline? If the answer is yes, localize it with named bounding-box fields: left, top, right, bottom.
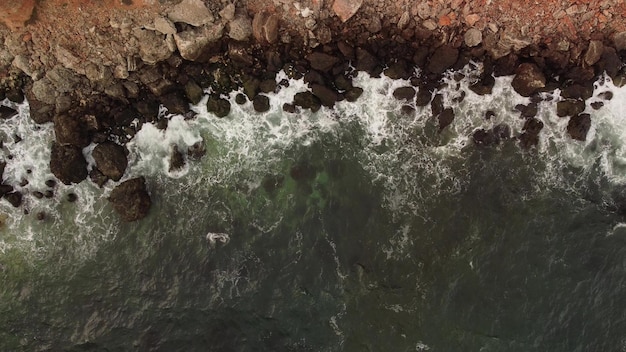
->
left=0, top=0, right=625, bottom=221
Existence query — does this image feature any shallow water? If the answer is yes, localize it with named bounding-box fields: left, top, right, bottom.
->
left=1, top=67, right=626, bottom=351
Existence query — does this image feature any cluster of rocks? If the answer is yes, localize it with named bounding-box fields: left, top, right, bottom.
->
left=0, top=0, right=624, bottom=221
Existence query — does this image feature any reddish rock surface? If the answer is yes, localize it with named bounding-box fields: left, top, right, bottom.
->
left=0, top=0, right=35, bottom=29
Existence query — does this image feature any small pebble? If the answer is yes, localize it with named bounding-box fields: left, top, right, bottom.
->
left=44, top=190, right=54, bottom=198
left=67, top=193, right=78, bottom=203
left=45, top=179, right=57, bottom=188
left=36, top=212, right=45, bottom=221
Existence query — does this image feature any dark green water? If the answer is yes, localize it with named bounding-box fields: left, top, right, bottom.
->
left=1, top=73, right=626, bottom=351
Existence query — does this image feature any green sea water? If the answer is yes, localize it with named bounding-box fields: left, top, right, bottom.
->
left=1, top=69, right=626, bottom=351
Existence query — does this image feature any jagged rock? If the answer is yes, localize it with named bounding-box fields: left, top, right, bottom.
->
left=229, top=16, right=253, bottom=41
left=184, top=80, right=204, bottom=105
left=228, top=41, right=254, bottom=66
left=253, top=95, right=271, bottom=112
left=54, top=114, right=90, bottom=148
left=154, top=16, right=176, bottom=35
left=556, top=99, right=586, bottom=117
left=469, top=75, right=495, bottom=95
left=613, top=31, right=626, bottom=52
left=515, top=103, right=538, bottom=118
left=464, top=28, right=482, bottom=47
left=161, top=91, right=189, bottom=115
left=293, top=91, right=321, bottom=112
left=93, top=142, right=128, bottom=182
left=49, top=142, right=88, bottom=185
left=584, top=40, right=603, bottom=66
left=220, top=3, right=235, bottom=21
left=138, top=67, right=174, bottom=96
left=174, top=24, right=224, bottom=61
left=259, top=79, right=277, bottom=94
left=0, top=184, right=13, bottom=197
left=169, top=145, right=186, bottom=172
left=427, top=45, right=459, bottom=74
left=307, top=52, right=340, bottom=72
left=511, top=63, right=545, bottom=97
left=355, top=48, right=378, bottom=74
left=89, top=168, right=109, bottom=188
left=415, top=89, right=432, bottom=106
left=46, top=65, right=83, bottom=93
left=0, top=106, right=17, bottom=120
left=134, top=28, right=173, bottom=64
left=344, top=87, right=363, bottom=102
left=187, top=140, right=206, bottom=159
left=31, top=78, right=57, bottom=105
left=519, top=118, right=544, bottom=149
left=3, top=191, right=22, bottom=208
left=437, top=108, right=455, bottom=131
left=252, top=11, right=279, bottom=44
left=109, top=177, right=151, bottom=222
left=311, top=84, right=339, bottom=107
left=597, top=47, right=621, bottom=78
left=206, top=95, right=231, bottom=117
left=393, top=86, right=415, bottom=101
left=168, top=0, right=214, bottom=26
left=567, top=113, right=591, bottom=141
left=332, top=0, right=363, bottom=22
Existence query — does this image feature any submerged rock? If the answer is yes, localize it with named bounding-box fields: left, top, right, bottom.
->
left=0, top=106, right=17, bottom=120
left=169, top=145, right=186, bottom=172
left=109, top=177, right=151, bottom=222
left=49, top=142, right=88, bottom=185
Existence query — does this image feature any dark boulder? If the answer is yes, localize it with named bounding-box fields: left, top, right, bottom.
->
left=427, top=45, right=459, bottom=74
left=393, top=86, right=416, bottom=101
left=519, top=118, right=544, bottom=149
left=169, top=144, right=186, bottom=172
left=415, top=88, right=432, bottom=106
left=3, top=191, right=22, bottom=208
left=54, top=114, right=90, bottom=148
left=355, top=48, right=379, bottom=74
left=384, top=60, right=411, bottom=80
left=161, top=90, right=190, bottom=115
left=567, top=113, right=591, bottom=141
left=431, top=94, right=444, bottom=116
left=437, top=108, right=455, bottom=131
left=469, top=75, right=495, bottom=95
left=184, top=80, right=204, bottom=105
left=89, top=168, right=109, bottom=188
left=344, top=87, right=363, bottom=102
left=556, top=99, right=586, bottom=117
left=0, top=106, right=17, bottom=120
left=511, top=63, right=546, bottom=97
left=92, top=142, right=128, bottom=181
left=206, top=95, right=231, bottom=117
left=259, top=79, right=277, bottom=94
left=187, top=140, right=206, bottom=159
left=293, top=91, right=321, bottom=112
left=561, top=83, right=594, bottom=100
left=0, top=184, right=14, bottom=197
left=307, top=52, right=340, bottom=72
left=108, top=177, right=151, bottom=222
left=311, top=84, right=339, bottom=107
left=253, top=95, right=271, bottom=112
left=515, top=103, right=538, bottom=118
left=49, top=142, right=88, bottom=185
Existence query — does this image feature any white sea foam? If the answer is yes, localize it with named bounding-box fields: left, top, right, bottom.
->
left=1, top=67, right=626, bottom=261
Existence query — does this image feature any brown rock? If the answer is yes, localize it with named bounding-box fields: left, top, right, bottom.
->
left=108, top=177, right=151, bottom=222
left=567, top=113, right=591, bottom=141
left=92, top=142, right=128, bottom=182
left=168, top=0, right=214, bottom=26
left=49, top=142, right=88, bottom=185
left=393, top=86, right=416, bottom=101
left=511, top=63, right=546, bottom=97
left=437, top=108, right=455, bottom=131
left=0, top=0, right=35, bottom=29
left=332, top=0, right=363, bottom=22
left=169, top=145, right=186, bottom=172
left=427, top=45, right=459, bottom=74
left=311, top=84, right=339, bottom=107
left=307, top=52, right=340, bottom=72
left=613, top=31, right=626, bottom=52
left=174, top=24, right=224, bottom=61
left=54, top=114, right=90, bottom=148
left=584, top=40, right=603, bottom=66
left=252, top=11, right=280, bottom=44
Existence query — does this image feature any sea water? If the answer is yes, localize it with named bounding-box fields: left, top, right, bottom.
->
left=0, top=65, right=626, bottom=351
